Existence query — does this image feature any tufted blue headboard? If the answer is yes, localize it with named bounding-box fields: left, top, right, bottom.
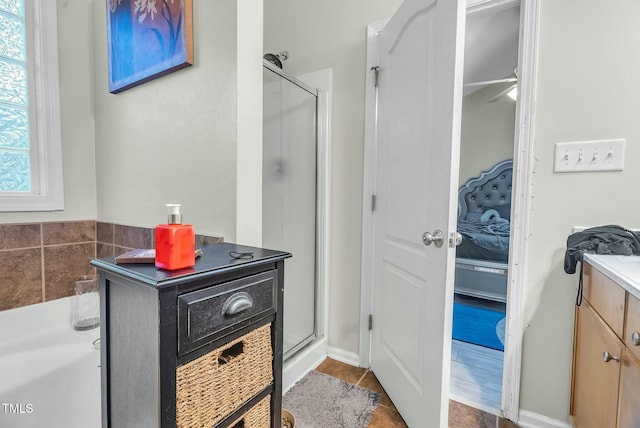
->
left=458, top=160, right=513, bottom=222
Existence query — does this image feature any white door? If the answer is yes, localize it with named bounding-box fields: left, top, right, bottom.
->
left=370, top=0, right=465, bottom=426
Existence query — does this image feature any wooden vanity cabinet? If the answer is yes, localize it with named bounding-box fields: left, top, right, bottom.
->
left=92, top=243, right=290, bottom=428
left=571, top=261, right=640, bottom=428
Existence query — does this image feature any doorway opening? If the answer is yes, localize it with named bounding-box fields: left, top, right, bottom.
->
left=360, top=0, right=539, bottom=423
left=451, top=3, right=519, bottom=413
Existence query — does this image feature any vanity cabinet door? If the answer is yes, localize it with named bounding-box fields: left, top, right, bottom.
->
left=624, top=293, right=640, bottom=361
left=617, top=349, right=640, bottom=428
left=572, top=302, right=623, bottom=428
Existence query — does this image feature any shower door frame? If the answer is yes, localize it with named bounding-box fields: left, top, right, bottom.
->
left=262, top=61, right=331, bottom=365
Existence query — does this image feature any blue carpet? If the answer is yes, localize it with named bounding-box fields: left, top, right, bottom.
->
left=452, top=303, right=506, bottom=351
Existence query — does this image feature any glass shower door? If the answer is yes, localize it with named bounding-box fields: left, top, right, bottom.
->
left=263, top=66, right=317, bottom=358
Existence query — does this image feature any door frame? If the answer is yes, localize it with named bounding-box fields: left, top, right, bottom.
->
left=359, top=0, right=540, bottom=422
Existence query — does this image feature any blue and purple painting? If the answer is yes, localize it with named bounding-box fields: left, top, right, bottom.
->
left=106, top=0, right=193, bottom=93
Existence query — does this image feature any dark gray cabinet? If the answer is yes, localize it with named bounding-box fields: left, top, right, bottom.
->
left=92, top=243, right=290, bottom=428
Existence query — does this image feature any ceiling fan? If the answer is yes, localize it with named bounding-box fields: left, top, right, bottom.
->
left=463, top=69, right=518, bottom=103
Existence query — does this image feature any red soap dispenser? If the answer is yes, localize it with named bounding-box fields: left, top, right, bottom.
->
left=155, top=204, right=195, bottom=271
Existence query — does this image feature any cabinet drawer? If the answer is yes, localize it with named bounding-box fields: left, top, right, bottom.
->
left=176, top=325, right=273, bottom=427
left=228, top=394, right=271, bottom=428
left=178, top=270, right=277, bottom=355
left=584, top=262, right=625, bottom=338
left=625, top=293, right=640, bottom=361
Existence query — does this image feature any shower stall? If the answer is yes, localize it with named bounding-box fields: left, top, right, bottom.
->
left=262, top=61, right=319, bottom=359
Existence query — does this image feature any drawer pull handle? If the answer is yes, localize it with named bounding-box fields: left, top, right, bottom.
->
left=218, top=341, right=244, bottom=365
left=222, top=292, right=254, bottom=317
left=602, top=351, right=620, bottom=363
left=632, top=331, right=640, bottom=346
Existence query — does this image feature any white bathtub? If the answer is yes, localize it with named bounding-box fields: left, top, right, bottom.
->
left=0, top=297, right=101, bottom=428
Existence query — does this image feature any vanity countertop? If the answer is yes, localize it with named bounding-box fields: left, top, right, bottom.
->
left=584, top=253, right=640, bottom=299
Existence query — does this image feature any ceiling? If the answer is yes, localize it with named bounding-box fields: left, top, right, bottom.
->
left=463, top=5, right=520, bottom=95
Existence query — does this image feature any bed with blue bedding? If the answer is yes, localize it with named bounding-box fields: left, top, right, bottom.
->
left=455, top=160, right=512, bottom=302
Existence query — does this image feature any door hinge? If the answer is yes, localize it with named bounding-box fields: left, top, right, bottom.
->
left=371, top=194, right=377, bottom=212
left=371, top=66, right=380, bottom=87
left=368, top=314, right=373, bottom=330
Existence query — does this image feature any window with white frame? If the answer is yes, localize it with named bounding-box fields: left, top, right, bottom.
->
left=0, top=0, right=63, bottom=211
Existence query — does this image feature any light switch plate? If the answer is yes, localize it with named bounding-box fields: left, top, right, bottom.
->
left=554, top=139, right=625, bottom=172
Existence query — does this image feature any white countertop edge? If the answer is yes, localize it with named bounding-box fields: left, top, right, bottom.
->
left=584, top=253, right=640, bottom=300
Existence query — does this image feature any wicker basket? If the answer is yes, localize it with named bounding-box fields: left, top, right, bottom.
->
left=176, top=324, right=273, bottom=428
left=228, top=395, right=271, bottom=428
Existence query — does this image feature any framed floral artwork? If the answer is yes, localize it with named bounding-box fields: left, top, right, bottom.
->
left=106, top=0, right=193, bottom=93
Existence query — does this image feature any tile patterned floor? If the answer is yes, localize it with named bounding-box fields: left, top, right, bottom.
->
left=315, top=358, right=519, bottom=428
left=450, top=339, right=504, bottom=412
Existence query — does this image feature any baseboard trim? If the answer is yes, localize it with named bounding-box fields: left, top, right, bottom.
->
left=283, top=337, right=328, bottom=393
left=327, top=346, right=361, bottom=367
left=517, top=409, right=572, bottom=428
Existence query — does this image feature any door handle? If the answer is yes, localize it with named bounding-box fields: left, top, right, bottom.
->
left=422, top=230, right=444, bottom=247
left=450, top=232, right=463, bottom=248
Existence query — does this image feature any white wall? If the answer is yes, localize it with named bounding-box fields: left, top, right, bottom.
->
left=459, top=84, right=515, bottom=184
left=0, top=0, right=97, bottom=224
left=236, top=0, right=263, bottom=246
left=520, top=0, right=640, bottom=421
left=91, top=0, right=238, bottom=238
left=1, top=0, right=259, bottom=243
left=264, top=0, right=403, bottom=355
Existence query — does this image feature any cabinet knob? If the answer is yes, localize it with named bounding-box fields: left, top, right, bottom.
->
left=602, top=351, right=620, bottom=363
left=632, top=331, right=640, bottom=346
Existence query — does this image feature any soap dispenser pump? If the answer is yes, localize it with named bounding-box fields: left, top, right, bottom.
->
left=155, top=204, right=195, bottom=271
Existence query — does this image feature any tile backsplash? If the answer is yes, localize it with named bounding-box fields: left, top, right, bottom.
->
left=0, top=220, right=223, bottom=312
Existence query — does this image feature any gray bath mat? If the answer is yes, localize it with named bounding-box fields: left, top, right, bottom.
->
left=283, top=370, right=381, bottom=428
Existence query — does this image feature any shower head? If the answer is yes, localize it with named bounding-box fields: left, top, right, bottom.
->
left=263, top=51, right=289, bottom=69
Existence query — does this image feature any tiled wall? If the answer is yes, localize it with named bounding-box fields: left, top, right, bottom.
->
left=96, top=222, right=224, bottom=258
left=0, top=221, right=96, bottom=311
left=0, top=221, right=223, bottom=312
